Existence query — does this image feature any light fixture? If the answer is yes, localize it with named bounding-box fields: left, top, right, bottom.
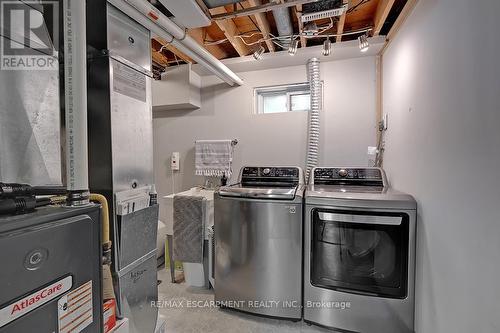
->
left=303, top=21, right=319, bottom=36
left=288, top=39, right=299, bottom=56
left=322, top=37, right=332, bottom=56
left=253, top=45, right=265, bottom=60
left=358, top=33, right=369, bottom=52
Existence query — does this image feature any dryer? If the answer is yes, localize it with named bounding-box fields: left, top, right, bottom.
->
left=304, top=167, right=416, bottom=333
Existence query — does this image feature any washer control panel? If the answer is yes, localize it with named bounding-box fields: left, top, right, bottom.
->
left=241, top=167, right=302, bottom=186
left=312, top=168, right=386, bottom=186
left=242, top=167, right=299, bottom=179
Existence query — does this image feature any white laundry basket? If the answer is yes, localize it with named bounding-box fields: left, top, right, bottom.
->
left=183, top=263, right=206, bottom=287
left=162, top=188, right=214, bottom=288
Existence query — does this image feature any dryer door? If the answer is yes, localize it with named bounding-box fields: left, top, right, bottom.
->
left=310, top=209, right=410, bottom=299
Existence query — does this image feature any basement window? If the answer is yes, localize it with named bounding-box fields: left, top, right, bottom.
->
left=254, top=83, right=312, bottom=114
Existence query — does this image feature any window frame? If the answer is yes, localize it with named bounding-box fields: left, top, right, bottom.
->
left=254, top=82, right=313, bottom=114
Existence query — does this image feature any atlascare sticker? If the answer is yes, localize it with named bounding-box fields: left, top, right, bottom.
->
left=57, top=280, right=93, bottom=333
left=0, top=276, right=73, bottom=328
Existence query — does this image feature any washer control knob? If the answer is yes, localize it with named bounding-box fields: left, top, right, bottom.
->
left=263, top=168, right=271, bottom=175
left=339, top=169, right=348, bottom=177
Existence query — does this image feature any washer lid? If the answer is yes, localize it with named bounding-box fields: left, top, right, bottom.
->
left=306, top=185, right=416, bottom=209
left=218, top=185, right=298, bottom=200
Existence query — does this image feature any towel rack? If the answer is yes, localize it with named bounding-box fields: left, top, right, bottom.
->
left=194, top=139, right=238, bottom=146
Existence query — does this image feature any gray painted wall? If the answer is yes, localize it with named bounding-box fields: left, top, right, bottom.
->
left=382, top=0, right=500, bottom=332
left=153, top=56, right=377, bottom=213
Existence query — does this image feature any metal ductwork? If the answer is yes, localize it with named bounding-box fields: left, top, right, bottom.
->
left=203, top=0, right=294, bottom=50
left=272, top=6, right=293, bottom=49
left=109, top=0, right=243, bottom=86
left=203, top=0, right=242, bottom=8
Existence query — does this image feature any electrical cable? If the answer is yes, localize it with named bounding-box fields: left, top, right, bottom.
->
left=347, top=0, right=371, bottom=13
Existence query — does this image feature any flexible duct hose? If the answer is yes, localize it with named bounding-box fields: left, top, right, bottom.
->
left=306, top=58, right=321, bottom=183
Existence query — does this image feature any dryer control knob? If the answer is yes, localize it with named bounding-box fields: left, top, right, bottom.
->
left=339, top=169, right=348, bottom=177
left=263, top=168, right=271, bottom=175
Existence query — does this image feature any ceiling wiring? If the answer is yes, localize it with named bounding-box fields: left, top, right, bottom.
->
left=347, top=0, right=371, bottom=13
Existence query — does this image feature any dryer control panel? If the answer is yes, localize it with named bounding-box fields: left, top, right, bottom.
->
left=312, top=167, right=386, bottom=186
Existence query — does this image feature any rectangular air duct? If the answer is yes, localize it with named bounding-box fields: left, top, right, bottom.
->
left=86, top=2, right=159, bottom=332
left=158, top=0, right=211, bottom=28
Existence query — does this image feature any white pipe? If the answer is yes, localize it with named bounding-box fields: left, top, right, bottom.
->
left=63, top=0, right=89, bottom=202
left=110, top=0, right=243, bottom=86
left=306, top=58, right=321, bottom=183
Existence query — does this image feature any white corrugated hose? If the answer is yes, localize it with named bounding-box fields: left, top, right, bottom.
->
left=306, top=58, right=321, bottom=183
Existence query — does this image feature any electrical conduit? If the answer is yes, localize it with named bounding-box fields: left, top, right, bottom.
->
left=306, top=58, right=321, bottom=183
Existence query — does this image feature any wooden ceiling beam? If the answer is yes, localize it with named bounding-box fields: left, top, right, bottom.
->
left=152, top=50, right=169, bottom=67
left=294, top=5, right=307, bottom=48
left=211, top=0, right=318, bottom=20
left=209, top=7, right=251, bottom=56
left=188, top=28, right=229, bottom=59
left=247, top=0, right=275, bottom=52
left=373, top=0, right=396, bottom=36
left=153, top=37, right=193, bottom=64
left=336, top=0, right=349, bottom=42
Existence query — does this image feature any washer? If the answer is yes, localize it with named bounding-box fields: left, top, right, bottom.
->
left=304, top=167, right=416, bottom=333
left=215, top=166, right=304, bottom=320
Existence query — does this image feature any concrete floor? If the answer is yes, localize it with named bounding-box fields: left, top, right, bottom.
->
left=157, top=269, right=330, bottom=333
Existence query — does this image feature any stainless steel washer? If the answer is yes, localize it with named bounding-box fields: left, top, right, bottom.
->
left=215, top=166, right=305, bottom=320
left=304, top=167, right=416, bottom=333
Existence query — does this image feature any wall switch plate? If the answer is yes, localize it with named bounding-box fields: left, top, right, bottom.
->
left=171, top=152, right=180, bottom=171
left=381, top=113, right=388, bottom=130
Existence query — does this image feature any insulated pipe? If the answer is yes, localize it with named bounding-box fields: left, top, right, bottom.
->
left=111, top=0, right=243, bottom=86
left=63, top=0, right=90, bottom=205
left=306, top=58, right=321, bottom=183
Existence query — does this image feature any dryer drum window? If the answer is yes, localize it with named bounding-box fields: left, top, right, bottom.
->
left=311, top=209, right=410, bottom=299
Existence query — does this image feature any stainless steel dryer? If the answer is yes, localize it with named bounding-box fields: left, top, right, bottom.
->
left=304, top=167, right=416, bottom=333
left=215, top=166, right=304, bottom=320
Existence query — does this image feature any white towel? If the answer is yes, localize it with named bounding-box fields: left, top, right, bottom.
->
left=195, top=140, right=233, bottom=178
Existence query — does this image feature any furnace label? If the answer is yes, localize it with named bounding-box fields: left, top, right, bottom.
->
left=112, top=61, right=147, bottom=102
left=57, top=280, right=93, bottom=333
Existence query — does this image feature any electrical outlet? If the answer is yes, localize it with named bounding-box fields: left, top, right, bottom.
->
left=171, top=152, right=180, bottom=171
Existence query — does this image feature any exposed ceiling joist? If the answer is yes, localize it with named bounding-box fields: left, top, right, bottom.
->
left=294, top=5, right=307, bottom=48
left=336, top=0, right=349, bottom=42
left=153, top=37, right=193, bottom=64
left=152, top=50, right=169, bottom=67
left=209, top=7, right=251, bottom=56
left=247, top=0, right=275, bottom=52
left=373, top=0, right=396, bottom=35
left=211, top=0, right=319, bottom=20
left=188, top=28, right=229, bottom=59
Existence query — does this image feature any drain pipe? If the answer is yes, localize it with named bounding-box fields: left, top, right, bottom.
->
left=306, top=58, right=321, bottom=183
left=63, top=0, right=89, bottom=205
left=110, top=0, right=243, bottom=86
